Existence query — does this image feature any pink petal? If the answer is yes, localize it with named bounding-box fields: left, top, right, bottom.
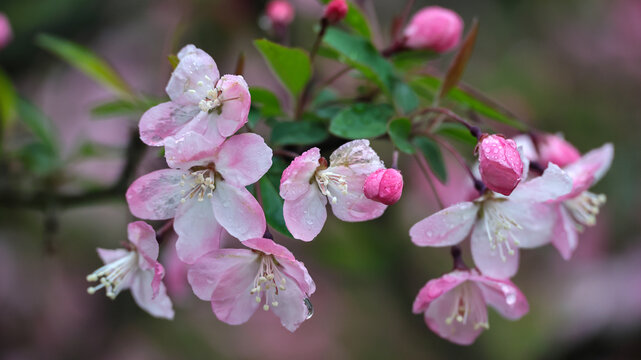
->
left=174, top=199, right=224, bottom=264
left=413, top=270, right=470, bottom=313
left=130, top=270, right=175, bottom=319
left=328, top=139, right=384, bottom=175
left=280, top=148, right=321, bottom=201
left=278, top=258, right=316, bottom=297
left=127, top=221, right=160, bottom=270
left=126, top=169, right=185, bottom=220
left=327, top=166, right=387, bottom=222
left=166, top=111, right=226, bottom=156
left=270, top=273, right=309, bottom=332
left=471, top=273, right=529, bottom=320
left=552, top=205, right=578, bottom=260
left=215, top=75, right=251, bottom=137
left=509, top=163, right=573, bottom=203
left=164, top=131, right=217, bottom=170
left=212, top=181, right=266, bottom=241
left=410, top=202, right=478, bottom=247
left=213, top=133, right=273, bottom=187
left=242, top=237, right=295, bottom=261
left=187, top=249, right=258, bottom=301
left=96, top=248, right=129, bottom=264
left=166, top=46, right=219, bottom=106
left=493, top=201, right=556, bottom=249
left=139, top=102, right=199, bottom=146
left=424, top=282, right=488, bottom=345
left=471, top=221, right=520, bottom=279
left=283, top=186, right=327, bottom=242
left=564, top=143, right=614, bottom=196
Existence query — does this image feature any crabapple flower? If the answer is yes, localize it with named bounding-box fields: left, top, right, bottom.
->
left=126, top=133, right=271, bottom=264
left=410, top=163, right=573, bottom=279
left=139, top=44, right=250, bottom=150
left=279, top=139, right=387, bottom=242
left=0, top=13, right=11, bottom=50
left=86, top=221, right=174, bottom=319
left=403, top=6, right=463, bottom=53
left=477, top=134, right=523, bottom=196
left=538, top=134, right=582, bottom=168
left=514, top=136, right=614, bottom=260
left=187, top=237, right=315, bottom=332
left=266, top=0, right=295, bottom=27
left=413, top=269, right=528, bottom=345
left=323, top=0, right=348, bottom=24
left=363, top=168, right=404, bottom=205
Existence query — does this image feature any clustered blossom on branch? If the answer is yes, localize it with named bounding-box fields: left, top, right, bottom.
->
left=82, top=2, right=614, bottom=345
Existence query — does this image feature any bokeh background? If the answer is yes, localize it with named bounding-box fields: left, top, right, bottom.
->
left=1, top=0, right=640, bottom=359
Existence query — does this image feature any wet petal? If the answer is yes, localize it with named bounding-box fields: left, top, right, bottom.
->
left=213, top=133, right=273, bottom=187
left=283, top=185, right=327, bottom=242
left=139, top=102, right=199, bottom=146
left=413, top=270, right=470, bottom=313
left=166, top=46, right=219, bottom=105
left=126, top=169, right=185, bottom=220
left=127, top=221, right=160, bottom=270
left=174, top=198, right=224, bottom=264
left=280, top=148, right=321, bottom=201
left=471, top=221, right=520, bottom=279
left=552, top=205, right=579, bottom=260
left=270, top=273, right=309, bottom=332
left=509, top=163, right=573, bottom=203
left=212, top=181, right=266, bottom=241
left=187, top=249, right=258, bottom=301
left=215, top=75, right=250, bottom=137
left=471, top=274, right=529, bottom=320
left=410, top=202, right=478, bottom=247
left=130, top=270, right=175, bottom=319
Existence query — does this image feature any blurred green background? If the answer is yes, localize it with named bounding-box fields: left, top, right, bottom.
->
left=1, top=0, right=640, bottom=359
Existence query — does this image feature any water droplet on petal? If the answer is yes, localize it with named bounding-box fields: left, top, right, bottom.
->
left=304, top=298, right=314, bottom=319
left=426, top=231, right=433, bottom=237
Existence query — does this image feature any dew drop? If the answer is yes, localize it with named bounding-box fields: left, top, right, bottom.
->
left=426, top=231, right=433, bottom=237
left=304, top=298, right=314, bottom=319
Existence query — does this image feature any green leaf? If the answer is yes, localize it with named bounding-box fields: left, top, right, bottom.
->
left=168, top=54, right=179, bottom=69
left=91, top=100, right=140, bottom=118
left=0, top=68, right=18, bottom=130
left=36, top=34, right=134, bottom=100
left=435, top=123, right=478, bottom=147
left=16, top=142, right=60, bottom=175
left=413, top=136, right=447, bottom=183
left=16, top=98, right=58, bottom=153
left=249, top=87, right=282, bottom=117
left=330, top=103, right=393, bottom=139
left=391, top=50, right=436, bottom=71
left=438, top=19, right=479, bottom=100
left=254, top=39, right=311, bottom=97
left=248, top=107, right=261, bottom=129
left=322, top=28, right=417, bottom=113
left=387, top=117, right=414, bottom=154
left=410, top=75, right=524, bottom=129
left=259, top=176, right=292, bottom=237
left=271, top=121, right=329, bottom=146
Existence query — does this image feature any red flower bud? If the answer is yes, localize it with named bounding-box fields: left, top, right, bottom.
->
left=478, top=134, right=523, bottom=196
left=363, top=168, right=404, bottom=205
left=403, top=6, right=463, bottom=53
left=324, top=0, right=348, bottom=24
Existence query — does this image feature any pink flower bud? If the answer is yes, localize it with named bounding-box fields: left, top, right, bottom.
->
left=266, top=0, right=295, bottom=27
left=478, top=134, right=523, bottom=196
left=403, top=6, right=463, bottom=53
left=363, top=168, right=404, bottom=205
left=538, top=134, right=581, bottom=168
left=324, top=0, right=348, bottom=24
left=0, top=13, right=12, bottom=50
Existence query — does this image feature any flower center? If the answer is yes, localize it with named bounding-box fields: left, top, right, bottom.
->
left=564, top=191, right=606, bottom=230
left=249, top=255, right=288, bottom=311
left=481, top=202, right=522, bottom=262
left=180, top=169, right=216, bottom=203
left=315, top=170, right=348, bottom=204
left=445, top=284, right=490, bottom=330
left=86, top=251, right=138, bottom=299
left=198, top=87, right=223, bottom=113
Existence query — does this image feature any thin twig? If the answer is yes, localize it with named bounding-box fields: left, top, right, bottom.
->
left=413, top=152, right=444, bottom=209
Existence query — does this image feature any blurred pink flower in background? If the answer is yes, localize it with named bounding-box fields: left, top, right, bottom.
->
left=537, top=134, right=582, bottom=168
left=266, top=0, right=295, bottom=27
left=0, top=12, right=12, bottom=49
left=403, top=6, right=463, bottom=53
left=413, top=269, right=529, bottom=345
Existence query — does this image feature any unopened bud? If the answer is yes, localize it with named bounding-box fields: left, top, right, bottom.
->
left=323, top=0, right=348, bottom=24
left=478, top=134, right=523, bottom=196
left=403, top=6, right=463, bottom=53
left=363, top=168, right=404, bottom=205
left=266, top=0, right=295, bottom=27
left=0, top=13, right=12, bottom=50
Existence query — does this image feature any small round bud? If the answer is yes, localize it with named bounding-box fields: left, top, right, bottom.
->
left=266, top=0, right=295, bottom=27
left=478, top=134, right=523, bottom=196
left=323, top=0, right=348, bottom=24
left=363, top=168, right=404, bottom=205
left=538, top=134, right=581, bottom=168
left=403, top=6, right=463, bottom=53
left=0, top=13, right=12, bottom=50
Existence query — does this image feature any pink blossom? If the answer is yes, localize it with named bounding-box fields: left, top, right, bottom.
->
left=126, top=133, right=272, bottom=264
left=139, top=44, right=250, bottom=151
left=514, top=136, right=614, bottom=260
left=363, top=168, right=404, bottom=205
left=477, top=134, right=524, bottom=196
left=323, top=0, right=348, bottom=24
left=279, top=140, right=387, bottom=242
left=0, top=13, right=12, bottom=50
left=86, top=221, right=174, bottom=319
left=538, top=134, right=582, bottom=168
left=410, top=163, right=573, bottom=278
left=266, top=1, right=295, bottom=27
left=403, top=6, right=463, bottom=53
left=187, top=237, right=315, bottom=332
left=413, top=269, right=529, bottom=345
